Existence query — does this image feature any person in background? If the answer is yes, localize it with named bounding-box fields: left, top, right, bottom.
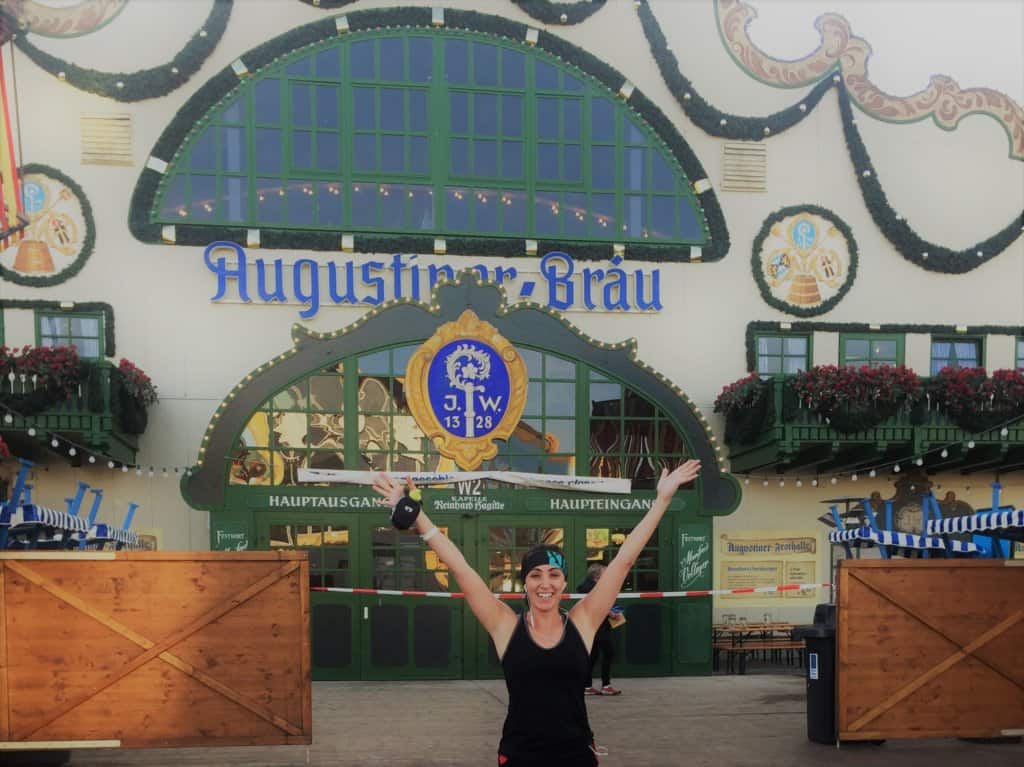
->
left=577, top=563, right=620, bottom=696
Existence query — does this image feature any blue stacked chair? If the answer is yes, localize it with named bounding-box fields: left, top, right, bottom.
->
left=827, top=496, right=980, bottom=559
left=925, top=482, right=1023, bottom=558
left=85, top=501, right=142, bottom=551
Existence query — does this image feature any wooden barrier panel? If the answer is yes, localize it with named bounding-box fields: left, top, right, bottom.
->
left=837, top=559, right=1024, bottom=741
left=0, top=551, right=311, bottom=749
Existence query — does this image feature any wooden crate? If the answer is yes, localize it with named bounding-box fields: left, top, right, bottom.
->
left=837, top=559, right=1024, bottom=741
left=0, top=551, right=311, bottom=749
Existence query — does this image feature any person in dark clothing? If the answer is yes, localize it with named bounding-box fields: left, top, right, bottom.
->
left=577, top=564, right=620, bottom=696
left=373, top=459, right=700, bottom=767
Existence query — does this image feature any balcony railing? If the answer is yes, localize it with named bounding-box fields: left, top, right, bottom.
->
left=725, top=377, right=1024, bottom=475
left=0, top=360, right=141, bottom=464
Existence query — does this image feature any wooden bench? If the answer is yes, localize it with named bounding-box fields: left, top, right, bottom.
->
left=717, top=638, right=806, bottom=674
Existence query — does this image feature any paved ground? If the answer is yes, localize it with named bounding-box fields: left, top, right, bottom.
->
left=11, top=674, right=1024, bottom=767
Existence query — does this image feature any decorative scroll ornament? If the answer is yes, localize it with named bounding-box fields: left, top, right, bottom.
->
left=405, top=309, right=527, bottom=471
left=716, top=0, right=1024, bottom=160
left=0, top=165, right=95, bottom=286
left=9, top=0, right=127, bottom=38
left=752, top=206, right=857, bottom=317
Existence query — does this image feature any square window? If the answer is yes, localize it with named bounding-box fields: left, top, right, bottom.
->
left=409, top=38, right=432, bottom=82
left=473, top=42, right=498, bottom=86
left=474, top=93, right=498, bottom=136
left=380, top=38, right=404, bottom=81
left=502, top=49, right=525, bottom=88
left=350, top=183, right=377, bottom=226
left=351, top=40, right=375, bottom=79
left=444, top=40, right=468, bottom=84
left=380, top=88, right=405, bottom=131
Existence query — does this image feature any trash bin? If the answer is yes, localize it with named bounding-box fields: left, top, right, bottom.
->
left=793, top=603, right=836, bottom=744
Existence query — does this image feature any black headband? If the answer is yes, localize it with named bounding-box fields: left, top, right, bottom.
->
left=520, top=548, right=567, bottom=582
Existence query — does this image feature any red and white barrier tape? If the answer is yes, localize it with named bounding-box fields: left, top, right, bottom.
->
left=310, top=582, right=833, bottom=600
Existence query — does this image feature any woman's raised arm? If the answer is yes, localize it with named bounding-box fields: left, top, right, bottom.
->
left=372, top=474, right=516, bottom=639
left=570, top=460, right=701, bottom=638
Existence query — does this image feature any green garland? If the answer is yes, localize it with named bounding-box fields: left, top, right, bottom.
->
left=1, top=164, right=95, bottom=287
left=635, top=0, right=1024, bottom=272
left=130, top=6, right=728, bottom=262
left=13, top=0, right=233, bottom=102
left=636, top=0, right=834, bottom=140
left=836, top=84, right=1024, bottom=274
left=744, top=321, right=1024, bottom=373
left=750, top=205, right=858, bottom=318
left=299, top=0, right=609, bottom=24
left=509, top=0, right=608, bottom=25
left=0, top=300, right=116, bottom=357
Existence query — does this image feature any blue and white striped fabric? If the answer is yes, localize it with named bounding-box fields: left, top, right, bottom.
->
left=926, top=509, right=1024, bottom=535
left=87, top=524, right=141, bottom=549
left=8, top=505, right=89, bottom=533
left=829, top=526, right=979, bottom=554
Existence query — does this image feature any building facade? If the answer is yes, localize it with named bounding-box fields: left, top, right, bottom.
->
left=1, top=0, right=1022, bottom=681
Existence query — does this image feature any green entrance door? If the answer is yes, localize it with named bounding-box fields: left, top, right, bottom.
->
left=358, top=521, right=464, bottom=680
left=259, top=515, right=359, bottom=681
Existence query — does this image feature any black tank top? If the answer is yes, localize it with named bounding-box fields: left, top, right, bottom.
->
left=499, top=611, right=594, bottom=760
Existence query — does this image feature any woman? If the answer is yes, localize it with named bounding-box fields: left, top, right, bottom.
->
left=373, top=459, right=700, bottom=766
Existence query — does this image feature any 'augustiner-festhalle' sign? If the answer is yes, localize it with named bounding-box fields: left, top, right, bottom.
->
left=405, top=309, right=527, bottom=471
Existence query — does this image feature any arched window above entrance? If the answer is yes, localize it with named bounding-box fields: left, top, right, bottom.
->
left=228, top=343, right=689, bottom=489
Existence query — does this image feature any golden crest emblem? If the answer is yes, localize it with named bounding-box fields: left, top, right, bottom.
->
left=405, top=310, right=527, bottom=471
left=755, top=207, right=857, bottom=317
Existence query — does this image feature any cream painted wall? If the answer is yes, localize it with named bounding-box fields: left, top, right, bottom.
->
left=1, top=0, right=1022, bottom=571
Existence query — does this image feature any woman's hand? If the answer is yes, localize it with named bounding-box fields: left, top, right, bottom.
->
left=656, top=459, right=701, bottom=500
left=371, top=472, right=414, bottom=508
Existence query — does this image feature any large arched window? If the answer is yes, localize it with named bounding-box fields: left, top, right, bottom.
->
left=229, top=343, right=690, bottom=489
left=154, top=29, right=708, bottom=248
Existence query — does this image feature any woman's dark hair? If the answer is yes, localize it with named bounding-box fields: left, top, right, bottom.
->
left=519, top=544, right=567, bottom=584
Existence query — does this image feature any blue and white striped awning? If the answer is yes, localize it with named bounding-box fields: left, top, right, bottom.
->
left=829, top=526, right=979, bottom=554
left=7, top=505, right=89, bottom=533
left=926, top=509, right=1024, bottom=536
left=87, top=523, right=141, bottom=548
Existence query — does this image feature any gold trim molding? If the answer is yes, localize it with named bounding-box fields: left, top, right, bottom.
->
left=716, top=0, right=1024, bottom=160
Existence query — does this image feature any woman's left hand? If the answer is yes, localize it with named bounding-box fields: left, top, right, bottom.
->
left=656, top=459, right=701, bottom=500
left=372, top=472, right=412, bottom=507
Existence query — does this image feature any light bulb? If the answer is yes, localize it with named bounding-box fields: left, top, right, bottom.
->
left=967, top=440, right=975, bottom=449
left=830, top=477, right=838, bottom=485
left=811, top=479, right=818, bottom=487
left=108, top=460, right=115, bottom=469
left=51, top=438, right=59, bottom=448
left=869, top=469, right=876, bottom=478
left=851, top=474, right=858, bottom=482
left=893, top=464, right=901, bottom=473
left=940, top=449, right=948, bottom=458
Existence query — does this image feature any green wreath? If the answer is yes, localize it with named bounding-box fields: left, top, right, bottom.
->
left=750, top=205, right=858, bottom=318
left=1, top=164, right=96, bottom=287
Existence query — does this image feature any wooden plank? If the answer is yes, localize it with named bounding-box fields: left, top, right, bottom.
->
left=837, top=560, right=1024, bottom=741
left=9, top=559, right=302, bottom=741
left=847, top=609, right=1023, bottom=732
left=0, top=740, right=120, bottom=750
left=0, top=552, right=311, bottom=746
left=0, top=552, right=115, bottom=560
left=0, top=563, right=8, bottom=741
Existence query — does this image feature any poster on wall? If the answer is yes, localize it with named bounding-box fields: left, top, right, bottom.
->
left=679, top=526, right=711, bottom=591
left=718, top=531, right=818, bottom=601
left=213, top=521, right=250, bottom=551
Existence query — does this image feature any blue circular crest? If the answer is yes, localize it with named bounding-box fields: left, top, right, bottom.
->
left=427, top=340, right=510, bottom=439
left=791, top=219, right=817, bottom=250
left=21, top=181, right=46, bottom=214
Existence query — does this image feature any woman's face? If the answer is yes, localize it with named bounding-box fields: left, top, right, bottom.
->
left=525, top=564, right=566, bottom=611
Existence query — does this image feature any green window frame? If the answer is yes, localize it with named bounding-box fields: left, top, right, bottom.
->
left=754, top=333, right=810, bottom=376
left=153, top=29, right=707, bottom=247
left=231, top=344, right=691, bottom=488
left=35, top=311, right=104, bottom=359
left=930, top=336, right=983, bottom=375
left=586, top=526, right=660, bottom=591
left=1017, top=337, right=1024, bottom=371
left=839, top=333, right=904, bottom=368
left=268, top=521, right=351, bottom=589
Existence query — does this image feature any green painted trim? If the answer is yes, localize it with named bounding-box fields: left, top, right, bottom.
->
left=130, top=6, right=728, bottom=261
left=1, top=164, right=95, bottom=287
left=1016, top=337, right=1024, bottom=370
left=33, top=309, right=106, bottom=359
left=750, top=205, right=858, bottom=318
left=298, top=0, right=609, bottom=25
left=13, top=0, right=233, bottom=102
left=0, top=300, right=115, bottom=357
left=745, top=321, right=1024, bottom=373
